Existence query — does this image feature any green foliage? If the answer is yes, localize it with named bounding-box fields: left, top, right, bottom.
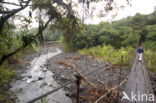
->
left=0, top=67, right=16, bottom=102
left=0, top=68, right=15, bottom=85
left=80, top=45, right=134, bottom=65
left=43, top=26, right=61, bottom=42
left=40, top=97, right=49, bottom=103
left=0, top=17, right=37, bottom=102
left=0, top=24, right=19, bottom=59
left=69, top=11, right=156, bottom=72
left=146, top=11, right=156, bottom=25
left=71, top=21, right=139, bottom=50
left=55, top=17, right=82, bottom=50
left=143, top=25, right=156, bottom=50
left=132, top=13, right=147, bottom=32
left=66, top=11, right=156, bottom=51
left=144, top=49, right=156, bottom=72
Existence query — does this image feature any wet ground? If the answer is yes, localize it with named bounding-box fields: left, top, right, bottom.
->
left=10, top=45, right=72, bottom=103
left=9, top=43, right=156, bottom=103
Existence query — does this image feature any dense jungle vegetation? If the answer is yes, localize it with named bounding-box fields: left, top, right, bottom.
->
left=67, top=11, right=156, bottom=72
left=0, top=0, right=156, bottom=102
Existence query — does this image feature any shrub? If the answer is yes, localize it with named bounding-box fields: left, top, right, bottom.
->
left=144, top=49, right=156, bottom=72
left=79, top=45, right=135, bottom=66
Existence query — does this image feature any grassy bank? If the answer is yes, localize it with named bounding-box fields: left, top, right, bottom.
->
left=144, top=49, right=156, bottom=72
left=79, top=45, right=135, bottom=67
left=79, top=45, right=156, bottom=72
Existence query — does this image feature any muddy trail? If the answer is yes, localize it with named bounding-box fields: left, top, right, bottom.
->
left=10, top=43, right=156, bottom=103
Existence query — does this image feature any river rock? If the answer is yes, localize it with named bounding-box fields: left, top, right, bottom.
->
left=40, top=82, right=47, bottom=88
left=94, top=74, right=98, bottom=77
left=61, top=75, right=65, bottom=78
left=92, top=63, right=96, bottom=66
left=38, top=77, right=44, bottom=80
left=28, top=75, right=32, bottom=78
left=21, top=73, right=27, bottom=77
left=59, top=66, right=64, bottom=69
left=42, top=68, right=47, bottom=72
left=40, top=65, right=44, bottom=68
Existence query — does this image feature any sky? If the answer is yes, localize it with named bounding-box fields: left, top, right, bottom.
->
left=84, top=0, right=156, bottom=24
left=3, top=0, right=156, bottom=26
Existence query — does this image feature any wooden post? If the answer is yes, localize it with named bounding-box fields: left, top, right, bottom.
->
left=75, top=75, right=81, bottom=103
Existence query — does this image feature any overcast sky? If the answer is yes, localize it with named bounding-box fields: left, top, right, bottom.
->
left=85, top=0, right=156, bottom=24
left=4, top=0, right=156, bottom=27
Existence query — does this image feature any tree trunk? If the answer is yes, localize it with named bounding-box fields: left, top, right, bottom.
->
left=0, top=15, right=54, bottom=66
left=0, top=44, right=27, bottom=66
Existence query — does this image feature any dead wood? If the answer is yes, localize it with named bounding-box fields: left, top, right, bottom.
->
left=94, top=78, right=127, bottom=103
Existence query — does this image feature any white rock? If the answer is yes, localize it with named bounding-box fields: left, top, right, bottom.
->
left=59, top=66, right=64, bottom=69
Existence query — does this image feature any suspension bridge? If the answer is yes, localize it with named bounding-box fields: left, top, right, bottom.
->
left=123, top=53, right=154, bottom=103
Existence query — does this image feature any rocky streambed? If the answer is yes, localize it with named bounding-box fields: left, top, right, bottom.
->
left=46, top=51, right=129, bottom=103
left=10, top=47, right=72, bottom=103
left=9, top=44, right=156, bottom=103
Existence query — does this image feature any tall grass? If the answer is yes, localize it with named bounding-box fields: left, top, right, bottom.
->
left=144, top=49, right=156, bottom=72
left=79, top=45, right=135, bottom=66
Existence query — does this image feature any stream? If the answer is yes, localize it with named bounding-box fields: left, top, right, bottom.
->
left=10, top=48, right=72, bottom=103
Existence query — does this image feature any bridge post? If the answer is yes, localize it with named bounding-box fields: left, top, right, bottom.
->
left=75, top=74, right=81, bottom=103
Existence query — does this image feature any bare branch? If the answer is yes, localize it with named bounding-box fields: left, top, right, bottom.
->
left=0, top=10, right=12, bottom=14
left=0, top=1, right=21, bottom=6
left=0, top=0, right=31, bottom=32
left=0, top=1, right=48, bottom=7
left=94, top=78, right=127, bottom=103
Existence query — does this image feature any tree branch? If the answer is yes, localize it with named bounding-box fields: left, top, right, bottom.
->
left=0, top=16, right=52, bottom=66
left=0, top=44, right=27, bottom=66
left=0, top=1, right=22, bottom=6
left=0, top=1, right=48, bottom=8
left=0, top=0, right=31, bottom=32
left=0, top=10, right=13, bottom=14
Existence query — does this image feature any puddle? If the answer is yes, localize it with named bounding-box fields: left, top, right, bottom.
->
left=10, top=48, right=72, bottom=103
